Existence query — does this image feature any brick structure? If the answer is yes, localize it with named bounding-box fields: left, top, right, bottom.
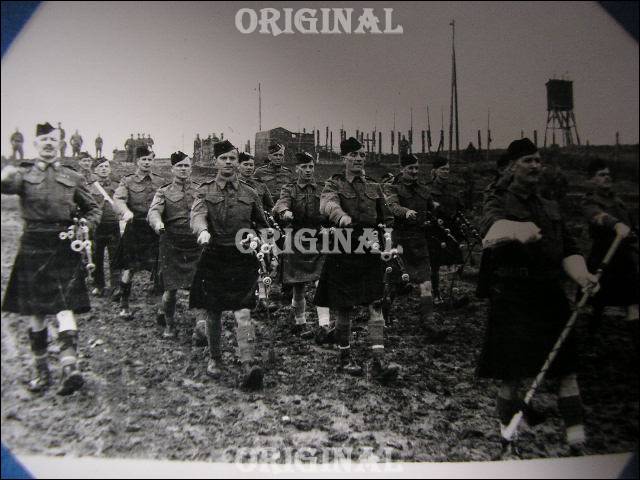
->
left=255, top=127, right=315, bottom=165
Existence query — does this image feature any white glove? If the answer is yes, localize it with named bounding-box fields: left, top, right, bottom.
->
left=562, top=255, right=600, bottom=294
left=614, top=222, right=631, bottom=239
left=282, top=210, right=294, bottom=222
left=121, top=210, right=134, bottom=223
left=405, top=209, right=418, bottom=221
left=154, top=222, right=165, bottom=235
left=339, top=215, right=352, bottom=227
left=197, top=230, right=211, bottom=245
left=482, top=219, right=541, bottom=248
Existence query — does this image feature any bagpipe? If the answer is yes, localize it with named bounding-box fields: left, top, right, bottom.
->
left=59, top=217, right=95, bottom=281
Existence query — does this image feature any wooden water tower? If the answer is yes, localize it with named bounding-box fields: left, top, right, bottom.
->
left=544, top=79, right=580, bottom=147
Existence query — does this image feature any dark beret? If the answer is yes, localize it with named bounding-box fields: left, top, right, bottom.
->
left=400, top=153, right=419, bottom=167
left=268, top=143, right=284, bottom=154
left=496, top=152, right=511, bottom=171
left=135, top=145, right=153, bottom=158
left=587, top=157, right=608, bottom=178
left=213, top=140, right=236, bottom=158
left=36, top=122, right=55, bottom=137
left=170, top=151, right=189, bottom=165
left=78, top=151, right=92, bottom=160
left=504, top=138, right=537, bottom=164
left=432, top=156, right=448, bottom=169
left=295, top=151, right=315, bottom=165
left=92, top=157, right=109, bottom=169
left=340, top=137, right=362, bottom=156
left=238, top=151, right=255, bottom=163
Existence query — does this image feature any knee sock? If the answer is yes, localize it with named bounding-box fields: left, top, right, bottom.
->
left=368, top=306, right=385, bottom=355
left=163, top=291, right=177, bottom=324
left=205, top=312, right=222, bottom=360
left=235, top=309, right=256, bottom=363
left=336, top=309, right=351, bottom=348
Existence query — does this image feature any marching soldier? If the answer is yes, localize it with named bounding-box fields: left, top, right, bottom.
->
left=238, top=151, right=274, bottom=210
left=112, top=145, right=166, bottom=319
left=70, top=130, right=83, bottom=159
left=254, top=143, right=294, bottom=203
left=314, top=137, right=400, bottom=382
left=124, top=134, right=135, bottom=162
left=88, top=156, right=121, bottom=298
left=477, top=138, right=599, bottom=451
left=273, top=151, right=332, bottom=342
left=427, top=157, right=465, bottom=304
left=582, top=158, right=638, bottom=335
left=383, top=153, right=437, bottom=328
left=95, top=133, right=103, bottom=157
left=10, top=128, right=24, bottom=160
left=77, top=151, right=96, bottom=184
left=147, top=151, right=201, bottom=339
left=1, top=122, right=101, bottom=395
left=189, top=140, right=269, bottom=390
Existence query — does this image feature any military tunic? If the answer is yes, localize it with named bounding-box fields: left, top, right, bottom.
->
left=147, top=179, right=201, bottom=291
left=273, top=178, right=326, bottom=285
left=240, top=176, right=274, bottom=211
left=189, top=175, right=268, bottom=311
left=88, top=176, right=121, bottom=290
left=427, top=178, right=464, bottom=266
left=1, top=159, right=101, bottom=314
left=314, top=173, right=393, bottom=308
left=253, top=164, right=294, bottom=203
left=112, top=170, right=166, bottom=272
left=476, top=180, right=580, bottom=381
left=582, top=188, right=639, bottom=307
left=384, top=174, right=435, bottom=283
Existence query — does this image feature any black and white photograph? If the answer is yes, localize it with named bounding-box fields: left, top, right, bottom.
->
left=1, top=1, right=638, bottom=477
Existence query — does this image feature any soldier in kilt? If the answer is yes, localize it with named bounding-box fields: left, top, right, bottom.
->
left=1, top=122, right=101, bottom=395
left=147, top=151, right=201, bottom=339
left=77, top=151, right=97, bottom=184
left=237, top=151, right=274, bottom=210
left=113, top=145, right=166, bottom=319
left=273, top=151, right=332, bottom=342
left=426, top=157, right=465, bottom=304
left=88, top=156, right=121, bottom=298
left=477, top=138, right=599, bottom=450
left=254, top=143, right=295, bottom=204
left=582, top=158, right=638, bottom=337
left=383, top=153, right=437, bottom=330
left=189, top=140, right=269, bottom=390
left=314, top=137, right=400, bottom=382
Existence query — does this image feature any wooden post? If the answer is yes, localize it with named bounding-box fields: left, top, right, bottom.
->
left=520, top=130, right=524, bottom=139
left=325, top=126, right=329, bottom=150
left=378, top=131, right=382, bottom=159
left=421, top=130, right=425, bottom=154
left=533, top=130, right=538, bottom=147
left=391, top=130, right=395, bottom=155
left=330, top=131, right=333, bottom=153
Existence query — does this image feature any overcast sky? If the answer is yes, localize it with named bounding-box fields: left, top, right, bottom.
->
left=1, top=1, right=638, bottom=158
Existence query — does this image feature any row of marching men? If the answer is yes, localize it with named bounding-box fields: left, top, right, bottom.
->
left=92, top=137, right=474, bottom=390
left=1, top=123, right=637, bottom=453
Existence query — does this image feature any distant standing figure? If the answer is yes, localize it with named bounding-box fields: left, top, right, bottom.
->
left=95, top=133, right=103, bottom=157
left=70, top=130, right=83, bottom=159
left=10, top=128, right=24, bottom=160
left=124, top=134, right=135, bottom=162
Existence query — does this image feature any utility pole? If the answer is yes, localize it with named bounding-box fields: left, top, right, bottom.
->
left=449, top=19, right=460, bottom=162
left=258, top=82, right=262, bottom=132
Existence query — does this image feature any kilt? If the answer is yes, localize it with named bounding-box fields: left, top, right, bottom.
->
left=427, top=234, right=463, bottom=267
left=189, top=245, right=259, bottom=312
left=158, top=231, right=201, bottom=291
left=314, top=231, right=385, bottom=308
left=280, top=233, right=325, bottom=285
left=476, top=279, right=577, bottom=381
left=587, top=237, right=639, bottom=308
left=395, top=233, right=430, bottom=284
left=112, top=217, right=159, bottom=273
left=2, top=226, right=91, bottom=315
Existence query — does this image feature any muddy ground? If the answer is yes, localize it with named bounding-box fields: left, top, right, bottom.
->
left=1, top=193, right=638, bottom=464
